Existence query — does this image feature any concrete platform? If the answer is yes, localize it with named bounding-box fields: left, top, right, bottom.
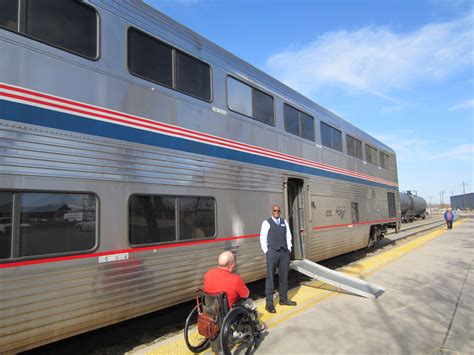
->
left=256, top=218, right=473, bottom=354
left=130, top=218, right=473, bottom=355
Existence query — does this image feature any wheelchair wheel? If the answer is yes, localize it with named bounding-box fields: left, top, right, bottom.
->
left=184, top=305, right=210, bottom=353
left=220, top=307, right=256, bottom=355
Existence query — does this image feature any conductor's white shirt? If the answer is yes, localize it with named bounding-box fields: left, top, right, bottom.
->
left=259, top=217, right=293, bottom=254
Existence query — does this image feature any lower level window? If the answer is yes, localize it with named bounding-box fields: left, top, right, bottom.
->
left=0, top=191, right=97, bottom=260
left=129, top=195, right=216, bottom=245
left=0, top=192, right=13, bottom=259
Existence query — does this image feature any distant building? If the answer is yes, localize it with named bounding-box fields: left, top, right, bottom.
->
left=450, top=193, right=474, bottom=211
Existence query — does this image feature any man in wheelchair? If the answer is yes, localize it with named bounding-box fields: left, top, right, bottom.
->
left=204, top=251, right=265, bottom=333
left=184, top=251, right=265, bottom=354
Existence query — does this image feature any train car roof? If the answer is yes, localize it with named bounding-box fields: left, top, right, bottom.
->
left=91, top=0, right=395, bottom=155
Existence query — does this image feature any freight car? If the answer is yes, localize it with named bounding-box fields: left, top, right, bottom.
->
left=400, top=191, right=427, bottom=222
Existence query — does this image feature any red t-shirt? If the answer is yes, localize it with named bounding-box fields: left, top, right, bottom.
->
left=203, top=268, right=249, bottom=308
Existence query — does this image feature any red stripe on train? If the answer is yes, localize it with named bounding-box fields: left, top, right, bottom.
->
left=0, top=233, right=260, bottom=269
left=0, top=217, right=399, bottom=268
left=313, top=218, right=399, bottom=230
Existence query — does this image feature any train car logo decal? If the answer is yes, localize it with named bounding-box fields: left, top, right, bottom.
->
left=336, top=207, right=346, bottom=219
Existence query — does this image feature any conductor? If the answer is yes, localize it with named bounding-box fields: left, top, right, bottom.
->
left=259, top=204, right=297, bottom=313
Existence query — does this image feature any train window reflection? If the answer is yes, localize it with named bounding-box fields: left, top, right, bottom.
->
left=25, top=0, right=98, bottom=59
left=301, top=112, right=315, bottom=141
left=253, top=88, right=274, bottom=125
left=227, top=76, right=274, bottom=125
left=0, top=0, right=18, bottom=31
left=321, top=122, right=342, bottom=152
left=19, top=193, right=97, bottom=257
left=283, top=104, right=314, bottom=141
left=179, top=197, right=215, bottom=240
left=365, top=144, right=378, bottom=165
left=347, top=135, right=363, bottom=160
left=128, top=195, right=216, bottom=245
left=129, top=195, right=176, bottom=245
left=0, top=192, right=13, bottom=259
left=227, top=77, right=252, bottom=117
left=284, top=104, right=299, bottom=136
left=176, top=51, right=211, bottom=101
left=380, top=151, right=390, bottom=169
left=128, top=28, right=173, bottom=88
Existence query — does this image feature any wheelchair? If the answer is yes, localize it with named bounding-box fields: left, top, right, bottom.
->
left=184, top=289, right=259, bottom=355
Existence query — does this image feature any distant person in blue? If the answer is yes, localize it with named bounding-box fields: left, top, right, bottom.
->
left=444, top=208, right=455, bottom=229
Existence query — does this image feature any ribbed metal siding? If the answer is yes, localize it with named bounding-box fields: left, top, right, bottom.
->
left=0, top=123, right=283, bottom=192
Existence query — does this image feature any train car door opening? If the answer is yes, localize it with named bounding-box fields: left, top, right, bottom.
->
left=285, top=178, right=308, bottom=260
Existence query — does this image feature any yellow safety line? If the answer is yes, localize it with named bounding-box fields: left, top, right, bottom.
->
left=135, top=219, right=465, bottom=355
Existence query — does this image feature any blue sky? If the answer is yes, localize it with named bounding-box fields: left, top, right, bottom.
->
left=146, top=0, right=473, bottom=206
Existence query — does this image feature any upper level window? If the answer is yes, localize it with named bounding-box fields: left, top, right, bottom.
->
left=346, top=135, right=363, bottom=160
left=176, top=51, right=211, bottom=100
left=380, top=151, right=390, bottom=169
left=227, top=77, right=274, bottom=125
left=283, top=104, right=315, bottom=141
left=0, top=0, right=98, bottom=59
left=0, top=0, right=18, bottom=31
left=0, top=191, right=97, bottom=261
left=128, top=28, right=211, bottom=101
left=321, top=122, right=342, bottom=151
left=365, top=144, right=378, bottom=165
left=128, top=28, right=172, bottom=88
left=129, top=195, right=216, bottom=246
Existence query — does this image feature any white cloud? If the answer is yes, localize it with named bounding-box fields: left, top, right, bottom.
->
left=266, top=15, right=473, bottom=100
left=450, top=99, right=474, bottom=111
left=428, top=144, right=474, bottom=161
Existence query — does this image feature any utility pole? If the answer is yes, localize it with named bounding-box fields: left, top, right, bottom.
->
left=440, top=190, right=445, bottom=209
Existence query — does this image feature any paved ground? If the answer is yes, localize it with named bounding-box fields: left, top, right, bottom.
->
left=131, top=217, right=473, bottom=355
left=255, top=218, right=473, bottom=354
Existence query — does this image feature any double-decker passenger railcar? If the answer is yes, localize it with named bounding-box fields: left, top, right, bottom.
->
left=0, top=0, right=400, bottom=352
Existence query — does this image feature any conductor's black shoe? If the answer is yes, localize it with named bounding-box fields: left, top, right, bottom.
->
left=265, top=305, right=276, bottom=313
left=279, top=300, right=297, bottom=306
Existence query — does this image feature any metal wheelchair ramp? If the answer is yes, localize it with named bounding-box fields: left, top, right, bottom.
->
left=290, top=259, right=385, bottom=299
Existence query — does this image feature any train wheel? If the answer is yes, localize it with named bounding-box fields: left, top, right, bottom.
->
left=184, top=305, right=210, bottom=353
left=220, top=308, right=256, bottom=355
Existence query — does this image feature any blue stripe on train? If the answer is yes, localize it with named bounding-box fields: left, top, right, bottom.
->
left=0, top=99, right=398, bottom=190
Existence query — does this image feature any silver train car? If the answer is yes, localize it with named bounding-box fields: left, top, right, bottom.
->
left=0, top=0, right=400, bottom=352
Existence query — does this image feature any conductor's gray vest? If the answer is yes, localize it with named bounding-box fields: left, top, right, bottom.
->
left=266, top=217, right=287, bottom=251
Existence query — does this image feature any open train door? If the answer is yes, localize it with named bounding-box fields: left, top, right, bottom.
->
left=284, top=178, right=310, bottom=260
left=285, top=178, right=385, bottom=299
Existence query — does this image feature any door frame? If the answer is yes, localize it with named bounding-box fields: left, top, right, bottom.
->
left=284, top=177, right=311, bottom=260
